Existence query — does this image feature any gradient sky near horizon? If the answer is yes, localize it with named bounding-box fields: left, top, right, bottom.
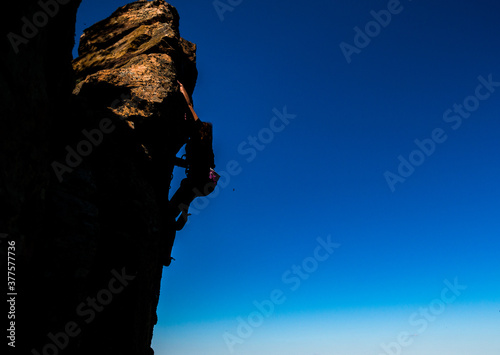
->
left=74, top=1, right=500, bottom=354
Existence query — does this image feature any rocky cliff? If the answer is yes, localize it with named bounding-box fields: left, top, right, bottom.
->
left=1, top=1, right=200, bottom=354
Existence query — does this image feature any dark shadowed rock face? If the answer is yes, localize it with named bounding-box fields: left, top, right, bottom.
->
left=1, top=1, right=199, bottom=354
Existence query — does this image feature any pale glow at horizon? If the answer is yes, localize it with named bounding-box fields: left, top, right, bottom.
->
left=152, top=303, right=499, bottom=355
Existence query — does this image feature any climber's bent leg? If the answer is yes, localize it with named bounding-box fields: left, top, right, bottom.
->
left=174, top=210, right=189, bottom=231
left=169, top=178, right=197, bottom=218
left=168, top=177, right=214, bottom=231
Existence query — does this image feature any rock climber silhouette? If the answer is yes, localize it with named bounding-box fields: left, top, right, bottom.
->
left=161, top=81, right=218, bottom=266
left=169, top=81, right=217, bottom=230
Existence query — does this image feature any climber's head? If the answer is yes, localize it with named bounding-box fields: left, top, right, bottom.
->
left=199, top=122, right=212, bottom=141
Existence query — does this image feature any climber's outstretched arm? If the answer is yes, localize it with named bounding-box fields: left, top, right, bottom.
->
left=178, top=81, right=199, bottom=122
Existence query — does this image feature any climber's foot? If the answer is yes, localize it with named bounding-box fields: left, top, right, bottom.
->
left=163, top=256, right=176, bottom=267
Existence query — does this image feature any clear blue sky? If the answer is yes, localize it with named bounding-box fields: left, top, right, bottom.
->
left=74, top=1, right=500, bottom=354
